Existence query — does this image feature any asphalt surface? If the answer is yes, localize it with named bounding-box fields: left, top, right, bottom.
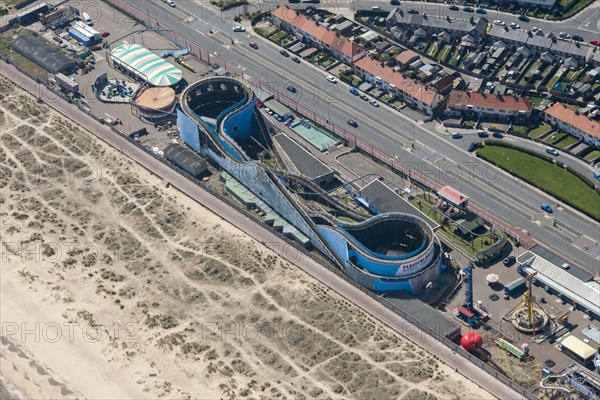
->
left=129, top=0, right=600, bottom=274
left=1, top=59, right=525, bottom=400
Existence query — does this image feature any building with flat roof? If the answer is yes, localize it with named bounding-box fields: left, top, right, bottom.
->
left=11, top=34, right=77, bottom=74
left=273, top=133, right=334, bottom=186
left=384, top=297, right=461, bottom=339
left=109, top=43, right=183, bottom=87
left=164, top=143, right=208, bottom=177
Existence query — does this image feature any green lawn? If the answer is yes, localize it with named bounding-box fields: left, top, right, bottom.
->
left=511, top=125, right=529, bottom=135
left=270, top=30, right=287, bottom=43
left=584, top=150, right=600, bottom=161
left=437, top=45, right=451, bottom=62
left=554, top=135, right=579, bottom=149
left=427, top=42, right=439, bottom=57
left=528, top=123, right=551, bottom=139
left=477, top=145, right=600, bottom=220
left=547, top=75, right=561, bottom=90
left=543, top=131, right=568, bottom=144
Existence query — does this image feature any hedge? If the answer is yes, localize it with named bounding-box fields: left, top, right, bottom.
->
left=566, top=165, right=596, bottom=189
left=483, top=140, right=554, bottom=163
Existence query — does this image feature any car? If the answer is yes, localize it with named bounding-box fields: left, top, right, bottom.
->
left=590, top=39, right=600, bottom=46
left=256, top=101, right=263, bottom=108
left=509, top=22, right=520, bottom=29
left=449, top=5, right=459, bottom=11
left=326, top=75, right=337, bottom=83
left=546, top=147, right=559, bottom=156
left=559, top=32, right=570, bottom=39
left=503, top=256, right=516, bottom=267
left=452, top=132, right=463, bottom=139
left=249, top=41, right=258, bottom=49
left=165, top=0, right=175, bottom=7
left=594, top=172, right=600, bottom=181
left=463, top=6, right=474, bottom=12
left=475, top=8, right=486, bottom=14
left=291, top=56, right=300, bottom=63
left=280, top=50, right=289, bottom=57
left=390, top=0, right=400, bottom=5
left=503, top=291, right=510, bottom=300
left=467, top=142, right=479, bottom=152
left=360, top=94, right=369, bottom=101
left=369, top=99, right=379, bottom=107
left=519, top=15, right=529, bottom=22
left=572, top=35, right=584, bottom=42
left=100, top=31, right=110, bottom=37
left=541, top=203, right=553, bottom=213
left=347, top=119, right=358, bottom=127
left=492, top=132, right=503, bottom=138
left=371, top=6, right=381, bottom=10
left=286, top=85, right=297, bottom=93
left=232, top=26, right=246, bottom=32
left=407, top=8, right=419, bottom=14
left=532, top=26, right=540, bottom=33
left=349, top=87, right=359, bottom=95
left=477, top=129, right=488, bottom=138
left=493, top=20, right=505, bottom=26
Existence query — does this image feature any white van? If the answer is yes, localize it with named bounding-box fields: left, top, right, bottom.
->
left=83, top=12, right=93, bottom=25
left=546, top=146, right=559, bottom=156
left=371, top=6, right=381, bottom=10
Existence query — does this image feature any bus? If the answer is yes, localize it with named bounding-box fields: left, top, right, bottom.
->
left=556, top=334, right=598, bottom=367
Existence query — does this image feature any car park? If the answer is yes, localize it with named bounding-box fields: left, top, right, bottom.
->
left=541, top=203, right=553, bottom=213
left=519, top=15, right=529, bottom=22
left=452, top=132, right=463, bottom=139
left=347, top=119, right=358, bottom=127
left=232, top=26, right=246, bottom=32
left=291, top=56, right=300, bottom=63
left=492, top=132, right=503, bottom=138
left=503, top=256, right=516, bottom=267
left=369, top=99, right=379, bottom=107
left=286, top=85, right=297, bottom=93
left=326, top=75, right=337, bottom=83
left=249, top=42, right=258, bottom=49
left=280, top=50, right=289, bottom=57
left=467, top=142, right=479, bottom=152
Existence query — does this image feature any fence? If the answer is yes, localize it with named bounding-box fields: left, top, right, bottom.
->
left=3, top=4, right=540, bottom=397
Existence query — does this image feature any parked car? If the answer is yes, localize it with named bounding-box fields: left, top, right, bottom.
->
left=349, top=87, right=359, bottom=95
left=100, top=31, right=110, bottom=37
left=493, top=20, right=505, bottom=26
left=519, top=15, right=529, bottom=22
left=449, top=5, right=459, bottom=11
left=475, top=7, right=486, bottom=14
left=390, top=0, right=400, bottom=5
left=360, top=94, right=369, bottom=101
left=509, top=22, right=520, bottom=29
left=467, top=142, right=479, bottom=152
left=593, top=172, right=600, bottom=181
left=546, top=147, right=559, bottom=156
left=249, top=41, right=258, bottom=49
left=326, top=75, right=337, bottom=83
left=452, top=132, right=463, bottom=139
left=347, top=119, right=358, bottom=127
left=463, top=6, right=474, bottom=12
left=256, top=101, right=263, bottom=108
left=371, top=6, right=381, bottom=10
left=286, top=85, right=297, bottom=93
left=492, top=132, right=503, bottom=138
left=407, top=8, right=419, bottom=14
left=165, top=0, right=175, bottom=7
left=477, top=129, right=488, bottom=138
left=280, top=50, right=289, bottom=57
left=590, top=39, right=600, bottom=46
left=559, top=32, right=570, bottom=39
left=572, top=35, right=584, bottom=42
left=232, top=26, right=246, bottom=32
left=541, top=203, right=553, bottom=213
left=503, top=256, right=516, bottom=267
left=532, top=26, right=540, bottom=33
left=369, top=99, right=379, bottom=107
left=291, top=56, right=300, bottom=63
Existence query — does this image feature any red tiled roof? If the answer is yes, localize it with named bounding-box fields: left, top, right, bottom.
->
left=438, top=186, right=469, bottom=206
left=354, top=56, right=439, bottom=106
left=545, top=103, right=600, bottom=139
left=447, top=90, right=533, bottom=113
left=330, top=36, right=365, bottom=59
left=271, top=6, right=306, bottom=26
left=395, top=49, right=419, bottom=65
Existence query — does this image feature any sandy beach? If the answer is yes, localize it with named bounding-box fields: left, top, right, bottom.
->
left=0, top=74, right=496, bottom=399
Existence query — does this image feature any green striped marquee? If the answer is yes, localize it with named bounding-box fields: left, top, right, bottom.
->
left=110, top=43, right=183, bottom=87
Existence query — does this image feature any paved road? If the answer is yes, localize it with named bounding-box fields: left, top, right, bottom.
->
left=1, top=59, right=524, bottom=400
left=130, top=0, right=600, bottom=273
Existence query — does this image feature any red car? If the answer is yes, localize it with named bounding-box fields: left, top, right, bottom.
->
left=590, top=39, right=600, bottom=46
left=249, top=41, right=258, bottom=49
left=100, top=31, right=110, bottom=38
